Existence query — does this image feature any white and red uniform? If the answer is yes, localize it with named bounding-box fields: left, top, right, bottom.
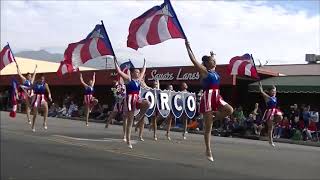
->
left=199, top=70, right=227, bottom=113
left=31, top=82, right=47, bottom=108
left=125, top=79, right=143, bottom=112
left=262, top=96, right=282, bottom=122
left=20, top=80, right=33, bottom=100
left=83, top=86, right=95, bottom=106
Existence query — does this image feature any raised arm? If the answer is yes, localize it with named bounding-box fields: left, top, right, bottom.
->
left=185, top=40, right=208, bottom=77
left=31, top=65, right=38, bottom=84
left=253, top=103, right=259, bottom=115
left=259, top=82, right=269, bottom=102
left=138, top=59, right=147, bottom=81
left=92, top=72, right=96, bottom=86
left=156, top=79, right=160, bottom=89
left=16, top=64, right=26, bottom=82
left=80, top=73, right=89, bottom=88
left=45, top=83, right=52, bottom=102
left=114, top=57, right=130, bottom=81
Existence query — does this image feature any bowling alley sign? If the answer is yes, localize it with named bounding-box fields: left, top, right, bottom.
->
left=140, top=88, right=197, bottom=119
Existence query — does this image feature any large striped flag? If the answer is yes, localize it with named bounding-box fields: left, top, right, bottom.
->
left=117, top=60, right=134, bottom=82
left=0, top=44, right=15, bottom=71
left=120, top=60, right=134, bottom=72
left=227, top=54, right=259, bottom=79
left=127, top=0, right=186, bottom=50
left=9, top=79, right=19, bottom=118
left=63, top=21, right=115, bottom=69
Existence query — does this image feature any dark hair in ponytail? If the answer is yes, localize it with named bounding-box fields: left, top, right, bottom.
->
left=201, top=55, right=210, bottom=66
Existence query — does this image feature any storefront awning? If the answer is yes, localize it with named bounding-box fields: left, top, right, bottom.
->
left=248, top=75, right=320, bottom=93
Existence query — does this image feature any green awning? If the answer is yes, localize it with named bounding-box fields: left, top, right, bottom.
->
left=248, top=75, right=320, bottom=93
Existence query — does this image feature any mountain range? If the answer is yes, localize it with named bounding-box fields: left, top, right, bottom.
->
left=15, top=49, right=160, bottom=69
left=15, top=49, right=109, bottom=69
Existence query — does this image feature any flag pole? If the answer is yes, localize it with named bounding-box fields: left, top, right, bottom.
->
left=166, top=0, right=197, bottom=60
left=101, top=20, right=117, bottom=70
left=100, top=20, right=116, bottom=56
left=166, top=0, right=187, bottom=40
left=250, top=54, right=260, bottom=79
left=7, top=42, right=18, bottom=66
left=250, top=54, right=262, bottom=90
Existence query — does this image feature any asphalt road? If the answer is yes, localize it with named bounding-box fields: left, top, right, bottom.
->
left=1, top=112, right=319, bottom=180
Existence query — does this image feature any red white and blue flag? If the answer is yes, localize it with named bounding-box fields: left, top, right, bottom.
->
left=227, top=54, right=259, bottom=79
left=117, top=60, right=134, bottom=82
left=127, top=0, right=186, bottom=50
left=120, top=60, right=134, bottom=72
left=63, top=22, right=115, bottom=68
left=9, top=79, right=19, bottom=118
left=0, top=44, right=15, bottom=71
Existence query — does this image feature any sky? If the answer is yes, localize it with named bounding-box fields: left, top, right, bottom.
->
left=1, top=0, right=319, bottom=67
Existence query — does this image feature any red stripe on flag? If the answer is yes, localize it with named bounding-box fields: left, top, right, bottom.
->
left=97, top=38, right=110, bottom=55
left=146, top=15, right=162, bottom=45
left=127, top=7, right=160, bottom=50
left=229, top=56, right=243, bottom=66
left=167, top=17, right=184, bottom=38
left=7, top=50, right=13, bottom=63
left=64, top=43, right=78, bottom=64
left=0, top=47, right=8, bottom=70
left=127, top=18, right=147, bottom=50
left=227, top=56, right=240, bottom=75
left=237, top=61, right=250, bottom=76
left=228, top=55, right=249, bottom=75
left=251, top=67, right=259, bottom=79
left=80, top=39, right=93, bottom=64
left=0, top=46, right=8, bottom=57
left=0, top=62, right=4, bottom=70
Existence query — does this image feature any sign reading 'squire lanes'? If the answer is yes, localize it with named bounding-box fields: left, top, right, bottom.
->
left=140, top=88, right=197, bottom=119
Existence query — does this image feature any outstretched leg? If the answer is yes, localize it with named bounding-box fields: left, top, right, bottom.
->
left=105, top=111, right=117, bottom=128
left=85, top=105, right=90, bottom=126
left=122, top=114, right=127, bottom=141
left=42, top=101, right=49, bottom=130
left=25, top=98, right=31, bottom=124
left=166, top=114, right=173, bottom=140
left=203, top=112, right=214, bottom=161
left=182, top=115, right=188, bottom=140
left=153, top=116, right=158, bottom=140
left=126, top=111, right=135, bottom=148
left=31, top=107, right=38, bottom=132
left=136, top=100, right=150, bottom=141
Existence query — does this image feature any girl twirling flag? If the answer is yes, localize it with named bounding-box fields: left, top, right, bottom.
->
left=0, top=43, right=15, bottom=71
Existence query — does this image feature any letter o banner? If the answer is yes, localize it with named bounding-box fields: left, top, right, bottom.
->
left=140, top=88, right=156, bottom=117
left=183, top=93, right=196, bottom=119
left=170, top=91, right=184, bottom=118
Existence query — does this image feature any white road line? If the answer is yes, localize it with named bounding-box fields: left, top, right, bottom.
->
left=52, top=135, right=138, bottom=144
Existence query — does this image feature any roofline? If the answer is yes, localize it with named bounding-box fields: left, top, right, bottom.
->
left=256, top=68, right=279, bottom=76
left=265, top=63, right=320, bottom=66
